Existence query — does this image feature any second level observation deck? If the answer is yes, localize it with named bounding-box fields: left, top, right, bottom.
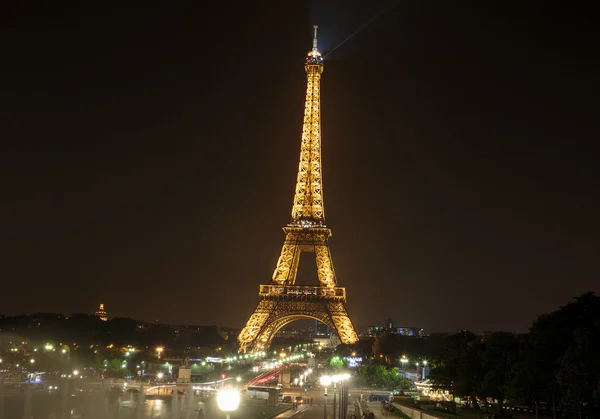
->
left=259, top=285, right=346, bottom=302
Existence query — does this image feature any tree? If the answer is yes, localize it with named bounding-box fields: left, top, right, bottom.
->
left=92, top=353, right=105, bottom=377
left=556, top=325, right=600, bottom=419
left=430, top=331, right=484, bottom=409
left=104, top=359, right=126, bottom=378
left=356, top=364, right=375, bottom=387
left=355, top=363, right=408, bottom=389
left=479, top=332, right=518, bottom=414
left=528, top=292, right=600, bottom=418
left=505, top=334, right=541, bottom=415
left=330, top=356, right=345, bottom=369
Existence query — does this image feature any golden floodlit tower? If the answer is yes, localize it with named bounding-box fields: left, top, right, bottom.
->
left=95, top=303, right=108, bottom=321
left=238, top=26, right=359, bottom=353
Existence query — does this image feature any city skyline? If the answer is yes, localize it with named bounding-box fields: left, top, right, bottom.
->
left=0, top=297, right=589, bottom=336
left=2, top=2, right=598, bottom=334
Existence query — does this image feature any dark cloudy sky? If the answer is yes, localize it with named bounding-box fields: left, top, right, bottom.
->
left=1, top=1, right=598, bottom=334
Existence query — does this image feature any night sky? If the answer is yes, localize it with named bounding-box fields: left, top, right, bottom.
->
left=2, top=2, right=598, bottom=334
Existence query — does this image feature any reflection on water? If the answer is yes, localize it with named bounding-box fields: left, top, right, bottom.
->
left=115, top=397, right=210, bottom=418
left=0, top=384, right=218, bottom=419
left=1, top=383, right=285, bottom=419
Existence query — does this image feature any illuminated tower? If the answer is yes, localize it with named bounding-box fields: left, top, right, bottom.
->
left=95, top=303, right=108, bottom=321
left=238, top=27, right=359, bottom=353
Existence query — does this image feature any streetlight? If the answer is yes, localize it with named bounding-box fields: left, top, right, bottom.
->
left=73, top=370, right=79, bottom=376
left=156, top=346, right=164, bottom=363
left=422, top=360, right=428, bottom=380
left=122, top=361, right=130, bottom=376
left=217, top=389, right=240, bottom=419
left=154, top=372, right=164, bottom=394
left=329, top=374, right=351, bottom=419
left=400, top=356, right=408, bottom=393
left=332, top=375, right=340, bottom=419
left=320, top=376, right=332, bottom=419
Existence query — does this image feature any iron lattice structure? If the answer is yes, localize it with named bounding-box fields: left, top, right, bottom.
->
left=238, top=27, right=359, bottom=353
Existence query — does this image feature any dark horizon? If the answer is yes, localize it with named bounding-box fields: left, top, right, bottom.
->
left=1, top=293, right=595, bottom=337
left=2, top=295, right=592, bottom=336
left=1, top=2, right=598, bottom=334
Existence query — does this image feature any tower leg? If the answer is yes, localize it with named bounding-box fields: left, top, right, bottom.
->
left=315, top=244, right=336, bottom=288
left=327, top=301, right=359, bottom=344
left=272, top=242, right=301, bottom=284
left=238, top=300, right=276, bottom=353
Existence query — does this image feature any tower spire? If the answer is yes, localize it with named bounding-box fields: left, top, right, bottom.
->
left=290, top=26, right=325, bottom=226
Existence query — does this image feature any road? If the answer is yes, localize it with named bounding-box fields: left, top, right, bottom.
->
left=274, top=387, right=362, bottom=419
left=273, top=403, right=359, bottom=419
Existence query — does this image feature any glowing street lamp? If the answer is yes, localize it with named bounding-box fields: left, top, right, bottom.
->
left=73, top=370, right=79, bottom=376
left=217, top=389, right=240, bottom=419
left=320, top=375, right=332, bottom=419
left=320, top=375, right=332, bottom=387
left=156, top=347, right=164, bottom=362
left=399, top=356, right=409, bottom=392
left=421, top=360, right=428, bottom=380
left=330, top=374, right=350, bottom=418
left=157, top=372, right=164, bottom=380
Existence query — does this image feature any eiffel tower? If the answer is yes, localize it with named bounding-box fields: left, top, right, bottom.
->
left=238, top=27, right=359, bottom=353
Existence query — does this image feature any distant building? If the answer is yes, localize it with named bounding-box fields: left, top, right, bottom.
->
left=392, top=327, right=425, bottom=338
left=366, top=325, right=385, bottom=337
left=314, top=320, right=329, bottom=336
left=313, top=334, right=340, bottom=348
left=95, top=304, right=108, bottom=321
left=365, top=321, right=426, bottom=338
left=387, top=317, right=394, bottom=330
